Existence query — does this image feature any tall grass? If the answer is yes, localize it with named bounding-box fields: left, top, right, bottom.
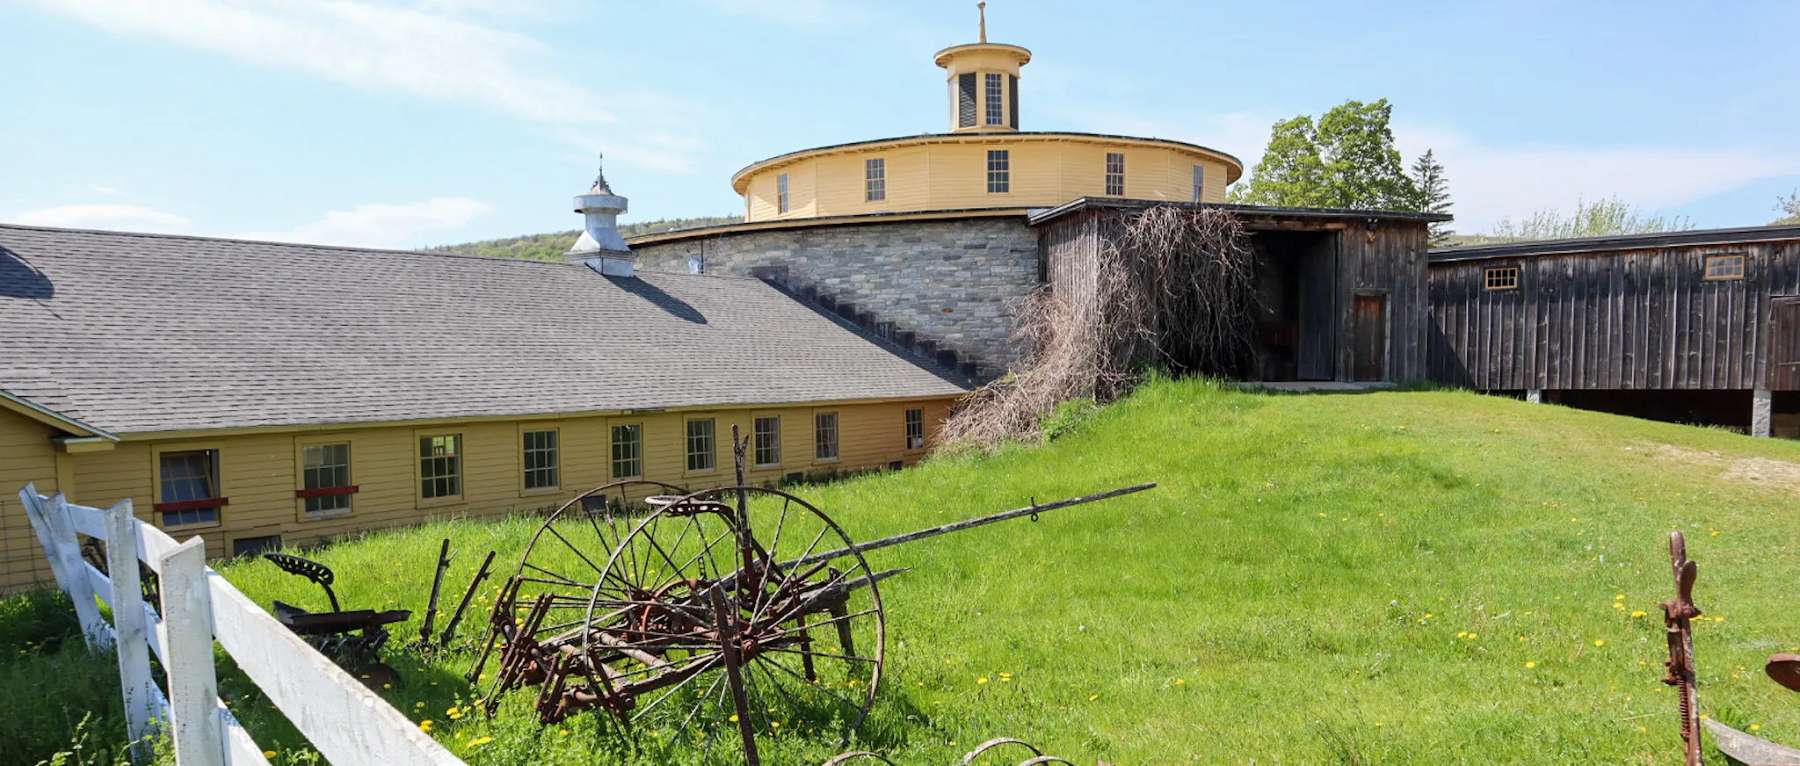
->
left=9, top=379, right=1800, bottom=763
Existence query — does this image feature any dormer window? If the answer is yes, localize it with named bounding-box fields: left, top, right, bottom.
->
left=1192, top=164, right=1205, bottom=203
left=777, top=173, right=790, bottom=214
left=985, top=73, right=1004, bottom=126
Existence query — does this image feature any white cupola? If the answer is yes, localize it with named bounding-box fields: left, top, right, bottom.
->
left=567, top=153, right=635, bottom=276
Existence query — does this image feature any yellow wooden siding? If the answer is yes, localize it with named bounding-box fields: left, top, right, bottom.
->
left=0, top=409, right=62, bottom=586
left=0, top=398, right=954, bottom=591
left=739, top=138, right=1235, bottom=221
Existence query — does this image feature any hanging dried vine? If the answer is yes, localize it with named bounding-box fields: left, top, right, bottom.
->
left=940, top=206, right=1256, bottom=450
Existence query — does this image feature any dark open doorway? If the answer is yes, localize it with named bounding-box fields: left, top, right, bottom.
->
left=1249, top=230, right=1337, bottom=381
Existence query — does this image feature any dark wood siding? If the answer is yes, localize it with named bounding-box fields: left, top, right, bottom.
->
left=1042, top=207, right=1433, bottom=383
left=1008, top=74, right=1019, bottom=130
left=1427, top=240, right=1800, bottom=390
left=957, top=73, right=978, bottom=129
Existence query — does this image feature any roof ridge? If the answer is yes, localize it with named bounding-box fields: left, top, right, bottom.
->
left=0, top=222, right=582, bottom=268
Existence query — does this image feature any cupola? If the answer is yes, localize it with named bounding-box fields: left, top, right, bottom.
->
left=567, top=153, right=634, bottom=277
left=934, top=2, right=1031, bottom=133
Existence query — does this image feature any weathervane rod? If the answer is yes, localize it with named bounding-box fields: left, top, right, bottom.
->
left=978, top=1, right=987, bottom=43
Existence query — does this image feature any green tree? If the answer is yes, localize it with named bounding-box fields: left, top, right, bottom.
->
left=1488, top=197, right=1691, bottom=240
left=1231, top=99, right=1421, bottom=211
left=1410, top=148, right=1453, bottom=245
left=1776, top=190, right=1800, bottom=225
left=1230, top=116, right=1330, bottom=207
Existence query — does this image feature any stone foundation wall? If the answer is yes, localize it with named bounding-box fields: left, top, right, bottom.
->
left=632, top=217, right=1040, bottom=377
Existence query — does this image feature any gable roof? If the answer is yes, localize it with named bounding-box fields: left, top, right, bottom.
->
left=0, top=224, right=967, bottom=436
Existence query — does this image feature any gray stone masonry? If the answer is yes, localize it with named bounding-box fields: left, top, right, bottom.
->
left=632, top=218, right=1040, bottom=379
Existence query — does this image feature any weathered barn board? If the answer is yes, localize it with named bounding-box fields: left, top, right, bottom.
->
left=1033, top=200, right=1440, bottom=383
left=1427, top=228, right=1800, bottom=391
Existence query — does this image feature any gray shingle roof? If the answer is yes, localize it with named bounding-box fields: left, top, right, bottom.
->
left=0, top=225, right=967, bottom=435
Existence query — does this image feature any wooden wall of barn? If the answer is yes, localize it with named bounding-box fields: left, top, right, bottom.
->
left=1337, top=221, right=1432, bottom=383
left=1426, top=240, right=1800, bottom=391
left=1041, top=207, right=1432, bottom=383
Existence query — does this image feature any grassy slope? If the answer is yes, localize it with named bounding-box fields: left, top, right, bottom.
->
left=428, top=217, right=741, bottom=262
left=13, top=379, right=1800, bottom=764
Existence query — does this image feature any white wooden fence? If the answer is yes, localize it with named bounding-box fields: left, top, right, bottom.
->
left=18, top=484, right=468, bottom=766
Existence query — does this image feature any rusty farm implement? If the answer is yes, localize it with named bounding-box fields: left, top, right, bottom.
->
left=466, top=427, right=1152, bottom=762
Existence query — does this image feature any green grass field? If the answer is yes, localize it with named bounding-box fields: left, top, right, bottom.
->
left=10, top=378, right=1800, bottom=764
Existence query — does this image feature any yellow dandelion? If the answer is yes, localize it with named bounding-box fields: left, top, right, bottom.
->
left=263, top=751, right=277, bottom=759
left=1456, top=631, right=1468, bottom=639
left=1467, top=633, right=1478, bottom=640
left=414, top=702, right=425, bottom=709
left=382, top=683, right=393, bottom=690
left=1612, top=602, right=1625, bottom=610
left=419, top=720, right=434, bottom=733
left=1525, top=661, right=1537, bottom=669
left=1594, top=639, right=1607, bottom=647
left=1615, top=593, right=1626, bottom=600
left=771, top=721, right=781, bottom=729
left=976, top=676, right=989, bottom=685
left=1751, top=724, right=1762, bottom=732
left=729, top=714, right=740, bottom=722
left=1087, top=693, right=1099, bottom=701
left=1174, top=678, right=1186, bottom=686
left=1631, top=610, right=1647, bottom=618
left=465, top=735, right=493, bottom=750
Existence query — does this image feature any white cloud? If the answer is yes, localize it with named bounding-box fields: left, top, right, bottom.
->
left=1392, top=125, right=1800, bottom=232
left=7, top=204, right=193, bottom=233
left=1100, top=106, right=1800, bottom=233
left=29, top=0, right=703, bottom=172
left=238, top=197, right=492, bottom=249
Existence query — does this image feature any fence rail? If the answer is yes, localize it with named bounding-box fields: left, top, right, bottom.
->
left=19, top=483, right=466, bottom=766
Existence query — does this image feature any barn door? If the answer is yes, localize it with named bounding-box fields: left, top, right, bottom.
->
left=1770, top=297, right=1800, bottom=390
left=1352, top=294, right=1388, bottom=382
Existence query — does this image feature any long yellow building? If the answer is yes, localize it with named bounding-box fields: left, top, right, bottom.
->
left=730, top=7, right=1242, bottom=222
left=0, top=214, right=965, bottom=591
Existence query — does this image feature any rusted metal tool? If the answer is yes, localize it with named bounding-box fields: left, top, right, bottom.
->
left=438, top=549, right=496, bottom=649
left=411, top=538, right=452, bottom=651
left=469, top=425, right=1154, bottom=763
left=263, top=552, right=411, bottom=687
left=1660, top=530, right=1704, bottom=766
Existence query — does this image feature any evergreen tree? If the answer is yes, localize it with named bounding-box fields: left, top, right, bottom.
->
left=1233, top=99, right=1421, bottom=212
left=1410, top=148, right=1453, bottom=245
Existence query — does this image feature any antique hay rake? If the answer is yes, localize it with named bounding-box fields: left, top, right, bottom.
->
left=467, top=427, right=1153, bottom=763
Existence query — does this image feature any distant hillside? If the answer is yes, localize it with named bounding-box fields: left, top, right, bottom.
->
left=431, top=215, right=740, bottom=262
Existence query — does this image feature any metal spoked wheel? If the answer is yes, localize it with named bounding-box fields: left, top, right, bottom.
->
left=473, top=480, right=689, bottom=701
left=577, top=485, right=886, bottom=742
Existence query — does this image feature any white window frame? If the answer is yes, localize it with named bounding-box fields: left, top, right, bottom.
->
left=865, top=158, right=886, bottom=202
left=985, top=73, right=1004, bottom=126
left=521, top=427, right=560, bottom=494
left=1105, top=152, right=1126, bottom=196
left=1192, top=164, right=1206, bottom=203
left=776, top=173, right=790, bottom=214
left=753, top=415, right=782, bottom=468
left=814, top=411, right=839, bottom=462
left=298, top=440, right=354, bottom=519
left=986, top=150, right=1009, bottom=194
left=417, top=433, right=463, bottom=504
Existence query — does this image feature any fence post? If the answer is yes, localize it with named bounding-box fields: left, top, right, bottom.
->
left=106, top=499, right=158, bottom=764
left=159, top=537, right=226, bottom=766
left=36, top=491, right=111, bottom=650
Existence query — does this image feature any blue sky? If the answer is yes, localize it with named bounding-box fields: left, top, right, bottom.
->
left=3, top=0, right=1797, bottom=248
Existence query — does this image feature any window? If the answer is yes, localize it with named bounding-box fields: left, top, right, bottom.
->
left=865, top=158, right=886, bottom=202
left=956, top=72, right=977, bottom=128
left=1104, top=152, right=1126, bottom=196
left=611, top=424, right=642, bottom=479
left=299, top=442, right=353, bottom=516
left=232, top=535, right=282, bottom=558
left=1192, top=164, right=1206, bottom=203
left=776, top=174, right=789, bottom=214
left=157, top=449, right=223, bottom=527
left=815, top=412, right=839, bottom=461
left=904, top=409, right=925, bottom=450
left=754, top=416, right=781, bottom=466
left=522, top=429, right=559, bottom=491
left=986, top=150, right=1009, bottom=194
left=985, top=73, right=1004, bottom=126
left=1008, top=73, right=1019, bottom=129
left=1483, top=266, right=1520, bottom=291
left=419, top=435, right=461, bottom=499
left=686, top=418, right=716, bottom=472
left=1704, top=253, right=1746, bottom=281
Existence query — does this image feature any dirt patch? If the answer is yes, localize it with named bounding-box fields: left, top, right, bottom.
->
left=1639, top=442, right=1800, bottom=495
